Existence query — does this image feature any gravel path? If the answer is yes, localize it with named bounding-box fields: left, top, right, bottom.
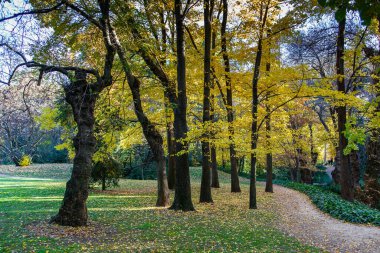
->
left=270, top=184, right=380, bottom=253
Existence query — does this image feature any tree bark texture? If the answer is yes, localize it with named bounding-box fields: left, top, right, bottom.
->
left=250, top=2, right=269, bottom=209
left=200, top=0, right=213, bottom=203
left=221, top=0, right=240, bottom=192
left=265, top=106, right=273, bottom=193
left=336, top=17, right=354, bottom=201
left=50, top=72, right=98, bottom=226
left=170, top=0, right=195, bottom=211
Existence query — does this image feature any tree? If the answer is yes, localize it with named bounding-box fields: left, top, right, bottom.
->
left=0, top=82, right=55, bottom=165
left=200, top=0, right=213, bottom=203
left=250, top=0, right=270, bottom=209
left=170, top=0, right=195, bottom=211
left=221, top=0, right=241, bottom=193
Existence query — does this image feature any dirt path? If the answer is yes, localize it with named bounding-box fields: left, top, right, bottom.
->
left=269, top=184, right=380, bottom=253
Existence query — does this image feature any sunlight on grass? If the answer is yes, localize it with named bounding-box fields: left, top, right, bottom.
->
left=0, top=166, right=322, bottom=252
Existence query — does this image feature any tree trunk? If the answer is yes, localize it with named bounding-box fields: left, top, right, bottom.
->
left=106, top=14, right=170, bottom=207
left=170, top=0, right=195, bottom=211
left=210, top=8, right=220, bottom=189
left=364, top=22, right=380, bottom=208
left=265, top=44, right=273, bottom=193
left=50, top=71, right=97, bottom=226
left=200, top=0, right=213, bottom=203
left=160, top=10, right=176, bottom=191
left=211, top=144, right=220, bottom=188
left=265, top=106, right=273, bottom=193
left=336, top=17, right=354, bottom=201
left=250, top=3, right=269, bottom=209
left=221, top=0, right=240, bottom=192
left=366, top=133, right=380, bottom=209
left=332, top=146, right=341, bottom=184
left=129, top=77, right=169, bottom=207
left=295, top=148, right=302, bottom=183
left=102, top=165, right=106, bottom=191
left=165, top=91, right=176, bottom=190
left=330, top=107, right=341, bottom=184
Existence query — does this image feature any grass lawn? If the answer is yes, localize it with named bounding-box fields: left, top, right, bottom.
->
left=0, top=164, right=322, bottom=252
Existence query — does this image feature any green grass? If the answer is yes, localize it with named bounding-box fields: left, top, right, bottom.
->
left=276, top=180, right=380, bottom=226
left=0, top=164, right=322, bottom=252
left=0, top=163, right=72, bottom=179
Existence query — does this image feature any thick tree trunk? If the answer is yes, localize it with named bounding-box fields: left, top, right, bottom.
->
left=250, top=142, right=258, bottom=209
left=336, top=17, right=354, bottom=201
left=265, top=47, right=273, bottom=193
left=221, top=0, right=240, bottom=192
left=210, top=11, right=220, bottom=189
left=265, top=106, right=273, bottom=193
left=50, top=72, right=97, bottom=226
left=200, top=0, right=213, bottom=203
left=210, top=145, right=220, bottom=188
left=170, top=0, right=195, bottom=211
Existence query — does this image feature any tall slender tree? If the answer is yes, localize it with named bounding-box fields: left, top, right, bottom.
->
left=335, top=10, right=354, bottom=201
left=221, top=0, right=241, bottom=193
left=250, top=0, right=270, bottom=209
left=170, top=0, right=195, bottom=211
left=200, top=0, right=214, bottom=203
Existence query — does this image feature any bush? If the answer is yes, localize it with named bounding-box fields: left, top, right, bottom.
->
left=91, top=157, right=123, bottom=190
left=18, top=155, right=32, bottom=167
left=276, top=180, right=380, bottom=226
left=313, top=171, right=332, bottom=185
left=115, top=145, right=157, bottom=180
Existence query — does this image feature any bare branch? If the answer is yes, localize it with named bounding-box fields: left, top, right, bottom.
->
left=0, top=1, right=65, bottom=23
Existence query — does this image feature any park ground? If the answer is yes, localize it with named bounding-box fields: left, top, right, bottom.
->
left=0, top=164, right=379, bottom=252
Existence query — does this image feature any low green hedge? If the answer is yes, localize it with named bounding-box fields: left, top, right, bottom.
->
left=276, top=180, right=380, bottom=226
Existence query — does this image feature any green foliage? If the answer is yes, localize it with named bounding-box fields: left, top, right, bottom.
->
left=343, top=118, right=366, bottom=155
left=116, top=145, right=158, bottom=180
left=317, top=0, right=349, bottom=21
left=353, top=0, right=380, bottom=25
left=18, top=155, right=32, bottom=167
left=277, top=181, right=380, bottom=226
left=34, top=107, right=60, bottom=131
left=313, top=171, right=332, bottom=185
left=91, top=157, right=123, bottom=190
left=318, top=0, right=380, bottom=24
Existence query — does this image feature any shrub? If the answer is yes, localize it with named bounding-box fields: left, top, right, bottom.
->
left=91, top=157, right=123, bottom=190
left=276, top=180, right=380, bottom=226
left=18, top=155, right=32, bottom=167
